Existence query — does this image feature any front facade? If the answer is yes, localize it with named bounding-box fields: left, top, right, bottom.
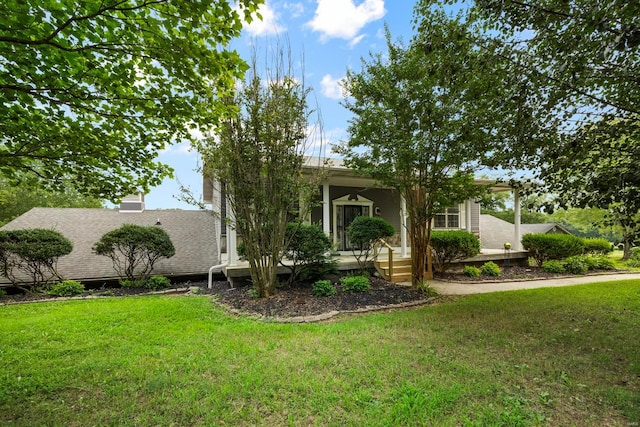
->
left=205, top=157, right=524, bottom=264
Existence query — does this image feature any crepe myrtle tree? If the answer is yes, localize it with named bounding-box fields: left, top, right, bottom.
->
left=93, top=224, right=175, bottom=280
left=337, top=11, right=542, bottom=286
left=199, top=45, right=324, bottom=298
left=0, top=0, right=262, bottom=201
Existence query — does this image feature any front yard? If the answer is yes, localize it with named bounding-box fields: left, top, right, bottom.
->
left=1, top=280, right=639, bottom=426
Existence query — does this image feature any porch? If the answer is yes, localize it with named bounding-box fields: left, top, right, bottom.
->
left=214, top=247, right=530, bottom=286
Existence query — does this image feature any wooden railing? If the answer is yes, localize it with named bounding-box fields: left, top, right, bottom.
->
left=374, top=238, right=394, bottom=279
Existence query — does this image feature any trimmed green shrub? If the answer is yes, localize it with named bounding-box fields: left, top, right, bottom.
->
left=0, top=289, right=7, bottom=297
left=312, top=280, right=337, bottom=297
left=346, top=216, right=394, bottom=272
left=480, top=261, right=501, bottom=276
left=284, top=223, right=334, bottom=285
left=430, top=231, right=481, bottom=273
left=521, top=233, right=585, bottom=267
left=463, top=265, right=481, bottom=278
left=340, top=275, right=370, bottom=292
left=119, top=278, right=144, bottom=288
left=541, top=260, right=565, bottom=274
left=563, top=256, right=588, bottom=275
left=146, top=275, right=171, bottom=290
left=93, top=224, right=175, bottom=280
left=0, top=228, right=73, bottom=289
left=48, top=280, right=85, bottom=297
left=582, top=238, right=613, bottom=255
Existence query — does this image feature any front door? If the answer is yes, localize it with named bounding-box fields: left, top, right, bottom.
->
left=339, top=205, right=372, bottom=251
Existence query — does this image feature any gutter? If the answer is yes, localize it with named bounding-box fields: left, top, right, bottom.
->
left=208, top=262, right=232, bottom=289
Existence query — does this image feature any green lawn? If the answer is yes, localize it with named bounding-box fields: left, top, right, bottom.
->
left=1, top=281, right=639, bottom=426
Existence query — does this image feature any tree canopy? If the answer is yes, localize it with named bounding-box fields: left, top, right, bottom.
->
left=0, top=0, right=262, bottom=201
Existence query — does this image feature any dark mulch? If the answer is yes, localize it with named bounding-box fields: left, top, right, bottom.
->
left=435, top=265, right=565, bottom=282
left=206, top=276, right=430, bottom=319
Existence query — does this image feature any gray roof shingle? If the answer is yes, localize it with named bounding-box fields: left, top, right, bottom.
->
left=1, top=208, right=219, bottom=283
left=480, top=214, right=571, bottom=249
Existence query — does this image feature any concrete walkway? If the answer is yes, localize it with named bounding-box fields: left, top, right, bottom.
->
left=430, top=272, right=640, bottom=295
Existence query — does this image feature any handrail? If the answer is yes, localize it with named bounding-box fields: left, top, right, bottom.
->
left=376, top=238, right=394, bottom=279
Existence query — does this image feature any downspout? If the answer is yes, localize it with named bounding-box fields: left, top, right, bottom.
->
left=208, top=262, right=228, bottom=289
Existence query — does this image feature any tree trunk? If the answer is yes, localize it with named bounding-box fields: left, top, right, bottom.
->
left=622, top=240, right=632, bottom=261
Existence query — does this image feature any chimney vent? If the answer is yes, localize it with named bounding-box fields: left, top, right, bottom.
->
left=119, top=192, right=145, bottom=213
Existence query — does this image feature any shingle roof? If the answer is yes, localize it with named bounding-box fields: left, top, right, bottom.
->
left=480, top=214, right=571, bottom=249
left=1, top=208, right=219, bottom=283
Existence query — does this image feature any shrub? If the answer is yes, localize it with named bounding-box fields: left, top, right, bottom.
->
left=521, top=233, right=585, bottom=267
left=0, top=228, right=73, bottom=289
left=93, top=224, right=175, bottom=280
left=463, top=265, right=481, bottom=278
left=284, top=223, right=334, bottom=285
left=563, top=256, right=588, bottom=275
left=541, top=260, right=565, bottom=274
left=119, top=278, right=144, bottom=288
left=627, top=248, right=640, bottom=267
left=48, top=280, right=85, bottom=297
left=346, top=216, right=394, bottom=272
left=340, top=275, right=370, bottom=292
left=430, top=231, right=481, bottom=273
left=312, top=279, right=337, bottom=297
left=480, top=261, right=501, bottom=276
left=582, top=238, right=613, bottom=255
left=582, top=255, right=615, bottom=271
left=0, top=289, right=7, bottom=297
left=145, top=275, right=171, bottom=290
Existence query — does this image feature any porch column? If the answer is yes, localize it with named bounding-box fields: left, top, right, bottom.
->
left=400, top=195, right=408, bottom=257
left=514, top=188, right=522, bottom=250
left=322, top=183, right=330, bottom=236
left=465, top=199, right=472, bottom=233
left=228, top=198, right=238, bottom=266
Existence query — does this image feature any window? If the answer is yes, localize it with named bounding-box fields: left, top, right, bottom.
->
left=434, top=206, right=460, bottom=229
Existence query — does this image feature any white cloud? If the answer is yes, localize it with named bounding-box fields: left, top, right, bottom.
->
left=244, top=2, right=285, bottom=36
left=320, top=74, right=345, bottom=100
left=283, top=2, right=304, bottom=18
left=307, top=0, right=386, bottom=42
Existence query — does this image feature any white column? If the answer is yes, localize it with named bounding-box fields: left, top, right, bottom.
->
left=322, top=183, right=330, bottom=236
left=400, top=195, right=408, bottom=257
left=227, top=198, right=238, bottom=266
left=465, top=199, right=472, bottom=232
left=514, top=188, right=522, bottom=250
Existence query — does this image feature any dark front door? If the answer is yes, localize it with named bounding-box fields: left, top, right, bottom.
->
left=343, top=205, right=363, bottom=250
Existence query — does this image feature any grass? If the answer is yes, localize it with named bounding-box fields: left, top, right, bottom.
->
left=1, top=281, right=639, bottom=426
left=609, top=249, right=640, bottom=270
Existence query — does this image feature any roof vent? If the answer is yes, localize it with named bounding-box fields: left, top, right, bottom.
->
left=119, top=192, right=145, bottom=213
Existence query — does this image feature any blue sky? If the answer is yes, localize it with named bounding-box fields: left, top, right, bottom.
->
left=144, top=0, right=417, bottom=210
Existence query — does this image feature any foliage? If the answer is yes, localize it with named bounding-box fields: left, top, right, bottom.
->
left=340, top=275, right=370, bottom=293
left=463, top=265, right=481, bottom=278
left=0, top=174, right=103, bottom=226
left=430, top=231, right=481, bottom=273
left=93, top=224, right=175, bottom=280
left=483, top=209, right=549, bottom=225
left=0, top=228, right=72, bottom=288
left=345, top=216, right=395, bottom=272
left=521, top=233, right=585, bottom=267
left=201, top=45, right=322, bottom=298
left=311, top=280, right=337, bottom=297
left=582, top=238, right=614, bottom=255
left=48, top=280, right=84, bottom=297
left=626, top=248, right=640, bottom=267
left=541, top=260, right=566, bottom=274
left=562, top=256, right=589, bottom=275
left=480, top=261, right=501, bottom=277
left=581, top=255, right=616, bottom=271
left=337, top=8, right=545, bottom=286
left=0, top=0, right=261, bottom=200
left=549, top=208, right=622, bottom=243
left=283, top=223, right=334, bottom=285
left=0, top=288, right=5, bottom=297
left=145, top=276, right=171, bottom=291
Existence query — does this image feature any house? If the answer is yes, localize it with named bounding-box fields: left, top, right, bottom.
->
left=0, top=194, right=220, bottom=284
left=204, top=157, right=529, bottom=281
left=480, top=214, right=572, bottom=250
